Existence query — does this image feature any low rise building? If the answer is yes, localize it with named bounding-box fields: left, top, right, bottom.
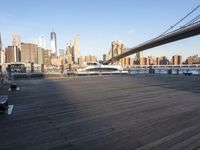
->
left=172, top=55, right=182, bottom=65
left=186, top=55, right=200, bottom=64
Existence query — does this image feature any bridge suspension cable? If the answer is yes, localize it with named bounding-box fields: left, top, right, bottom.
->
left=184, top=14, right=200, bottom=27
left=158, top=4, right=200, bottom=37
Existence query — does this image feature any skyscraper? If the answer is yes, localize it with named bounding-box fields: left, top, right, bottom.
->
left=12, top=34, right=21, bottom=49
left=135, top=51, right=144, bottom=65
left=66, top=43, right=73, bottom=65
left=0, top=33, right=3, bottom=63
left=21, top=43, right=38, bottom=64
left=0, top=33, right=2, bottom=50
left=38, top=47, right=44, bottom=65
left=44, top=49, right=51, bottom=65
left=12, top=34, right=21, bottom=62
left=39, top=34, right=46, bottom=49
left=5, top=46, right=16, bottom=63
left=50, top=32, right=57, bottom=57
left=73, top=34, right=80, bottom=64
left=103, top=54, right=106, bottom=63
left=66, top=35, right=80, bottom=64
left=59, top=49, right=65, bottom=56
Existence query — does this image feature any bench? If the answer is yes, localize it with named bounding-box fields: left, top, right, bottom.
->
left=0, top=95, right=8, bottom=113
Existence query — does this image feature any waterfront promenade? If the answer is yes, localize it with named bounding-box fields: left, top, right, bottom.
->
left=0, top=75, right=200, bottom=149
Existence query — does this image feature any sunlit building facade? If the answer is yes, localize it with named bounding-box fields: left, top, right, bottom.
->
left=21, top=43, right=38, bottom=64
left=172, top=55, right=182, bottom=65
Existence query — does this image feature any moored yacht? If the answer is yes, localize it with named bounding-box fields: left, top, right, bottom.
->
left=76, top=65, right=128, bottom=76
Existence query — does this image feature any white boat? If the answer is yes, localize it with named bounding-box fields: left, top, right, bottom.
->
left=76, top=65, right=128, bottom=76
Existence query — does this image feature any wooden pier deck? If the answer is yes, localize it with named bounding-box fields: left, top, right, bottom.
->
left=1, top=75, right=200, bottom=150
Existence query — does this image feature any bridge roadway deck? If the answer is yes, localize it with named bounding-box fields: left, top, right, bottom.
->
left=1, top=75, right=200, bottom=150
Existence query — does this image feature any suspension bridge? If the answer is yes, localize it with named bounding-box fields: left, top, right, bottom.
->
left=105, top=5, right=200, bottom=64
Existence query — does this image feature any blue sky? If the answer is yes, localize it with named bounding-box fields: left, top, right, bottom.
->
left=0, top=0, right=200, bottom=60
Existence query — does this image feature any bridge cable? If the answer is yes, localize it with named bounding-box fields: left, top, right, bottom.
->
left=158, top=4, right=200, bottom=37
left=183, top=14, right=200, bottom=27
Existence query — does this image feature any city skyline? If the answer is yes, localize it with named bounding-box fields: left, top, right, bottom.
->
left=0, top=0, right=200, bottom=60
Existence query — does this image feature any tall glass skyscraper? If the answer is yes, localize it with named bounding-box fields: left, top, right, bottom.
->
left=50, top=32, right=57, bottom=56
